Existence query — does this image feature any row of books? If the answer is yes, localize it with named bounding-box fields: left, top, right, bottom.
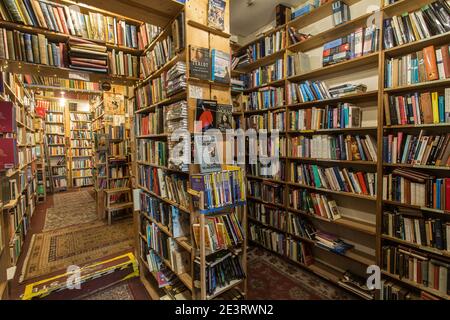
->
left=0, top=28, right=65, bottom=66
left=245, top=59, right=284, bottom=89
left=383, top=1, right=450, bottom=50
left=289, top=103, right=363, bottom=131
left=145, top=221, right=190, bottom=276
left=289, top=188, right=342, bottom=221
left=382, top=169, right=450, bottom=210
left=249, top=202, right=287, bottom=232
left=135, top=73, right=167, bottom=109
left=192, top=211, right=244, bottom=253
left=72, top=177, right=92, bottom=186
left=71, top=131, right=91, bottom=140
left=71, top=169, right=91, bottom=177
left=190, top=169, right=246, bottom=210
left=384, top=90, right=450, bottom=126
left=45, top=113, right=63, bottom=123
left=136, top=108, right=164, bottom=136
left=166, top=101, right=188, bottom=172
left=37, top=99, right=63, bottom=112
left=25, top=75, right=100, bottom=91
left=383, top=210, right=450, bottom=251
left=137, top=140, right=166, bottom=167
left=138, top=23, right=161, bottom=50
left=245, top=111, right=286, bottom=132
left=108, top=49, right=139, bottom=78
left=233, top=29, right=286, bottom=69
left=288, top=134, right=378, bottom=162
left=193, top=251, right=245, bottom=297
left=140, top=193, right=189, bottom=239
left=382, top=132, right=450, bottom=166
left=247, top=180, right=284, bottom=206
left=384, top=45, right=450, bottom=88
left=69, top=113, right=90, bottom=122
left=322, top=25, right=379, bottom=67
left=247, top=86, right=284, bottom=111
left=138, top=166, right=189, bottom=209
left=249, top=224, right=314, bottom=266
left=109, top=166, right=129, bottom=179
left=140, top=35, right=175, bottom=78
left=382, top=245, right=450, bottom=295
left=108, top=124, right=127, bottom=140
left=290, top=163, right=377, bottom=197
left=287, top=80, right=368, bottom=104
left=0, top=0, right=140, bottom=48
left=71, top=159, right=92, bottom=169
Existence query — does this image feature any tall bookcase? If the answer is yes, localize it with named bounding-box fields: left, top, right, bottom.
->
left=34, top=117, right=47, bottom=203
left=92, top=91, right=133, bottom=224
left=379, top=0, right=450, bottom=300
left=68, top=105, right=94, bottom=188
left=0, top=71, right=37, bottom=280
left=133, top=0, right=248, bottom=300
left=41, top=97, right=68, bottom=192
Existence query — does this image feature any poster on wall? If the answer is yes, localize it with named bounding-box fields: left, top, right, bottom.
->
left=104, top=92, right=125, bottom=115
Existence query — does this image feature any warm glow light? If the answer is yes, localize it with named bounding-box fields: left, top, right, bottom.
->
left=59, top=98, right=66, bottom=107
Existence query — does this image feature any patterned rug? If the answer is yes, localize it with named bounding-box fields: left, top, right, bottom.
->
left=44, top=190, right=98, bottom=231
left=82, top=282, right=134, bottom=300
left=248, top=247, right=357, bottom=300
left=20, top=221, right=134, bottom=283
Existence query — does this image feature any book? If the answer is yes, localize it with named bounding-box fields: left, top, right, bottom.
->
left=189, top=46, right=211, bottom=80
left=0, top=101, right=16, bottom=133
left=211, top=49, right=230, bottom=83
left=207, top=0, right=226, bottom=31
left=216, top=104, right=232, bottom=133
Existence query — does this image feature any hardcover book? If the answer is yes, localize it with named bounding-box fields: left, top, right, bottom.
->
left=211, top=49, right=230, bottom=83
left=216, top=104, right=232, bottom=132
left=207, top=0, right=226, bottom=31
left=189, top=46, right=211, bottom=80
left=0, top=101, right=15, bottom=133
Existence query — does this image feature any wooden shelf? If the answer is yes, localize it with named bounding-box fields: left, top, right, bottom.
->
left=288, top=12, right=373, bottom=53
left=287, top=126, right=378, bottom=135
left=25, top=84, right=102, bottom=95
left=284, top=157, right=377, bottom=166
left=138, top=184, right=190, bottom=214
left=243, top=105, right=286, bottom=114
left=287, top=90, right=379, bottom=108
left=286, top=182, right=377, bottom=201
left=235, top=50, right=286, bottom=73
left=136, top=161, right=189, bottom=175
left=382, top=200, right=450, bottom=216
left=382, top=270, right=450, bottom=300
left=384, top=32, right=450, bottom=57
left=243, top=79, right=285, bottom=93
left=139, top=50, right=186, bottom=84
left=382, top=235, right=450, bottom=259
left=384, top=78, right=450, bottom=93
left=187, top=20, right=231, bottom=38
left=0, top=59, right=139, bottom=86
left=135, top=91, right=187, bottom=114
left=383, top=163, right=450, bottom=171
left=287, top=53, right=379, bottom=82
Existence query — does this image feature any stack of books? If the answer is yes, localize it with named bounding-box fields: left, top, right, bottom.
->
left=384, top=1, right=450, bottom=50
left=315, top=231, right=354, bottom=254
left=167, top=62, right=186, bottom=96
left=68, top=38, right=108, bottom=73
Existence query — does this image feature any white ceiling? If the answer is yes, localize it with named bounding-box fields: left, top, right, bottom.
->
left=230, top=0, right=306, bottom=38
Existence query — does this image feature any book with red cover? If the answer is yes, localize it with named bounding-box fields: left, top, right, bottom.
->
left=0, top=138, right=17, bottom=169
left=0, top=101, right=15, bottom=133
left=445, top=178, right=450, bottom=211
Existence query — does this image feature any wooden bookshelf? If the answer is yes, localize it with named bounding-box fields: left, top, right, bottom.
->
left=1, top=72, right=38, bottom=272
left=232, top=0, right=382, bottom=301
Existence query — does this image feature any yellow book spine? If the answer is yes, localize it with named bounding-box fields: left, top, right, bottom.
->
left=432, top=92, right=439, bottom=124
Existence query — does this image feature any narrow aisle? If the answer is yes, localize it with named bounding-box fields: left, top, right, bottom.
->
left=9, top=188, right=146, bottom=300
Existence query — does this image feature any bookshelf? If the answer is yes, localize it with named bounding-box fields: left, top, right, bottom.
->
left=232, top=0, right=383, bottom=300
left=0, top=71, right=37, bottom=275
left=0, top=0, right=144, bottom=86
left=379, top=0, right=450, bottom=300
left=68, top=105, right=94, bottom=188
left=34, top=117, right=47, bottom=202
left=91, top=91, right=133, bottom=224
left=133, top=0, right=247, bottom=300
left=40, top=97, right=68, bottom=192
